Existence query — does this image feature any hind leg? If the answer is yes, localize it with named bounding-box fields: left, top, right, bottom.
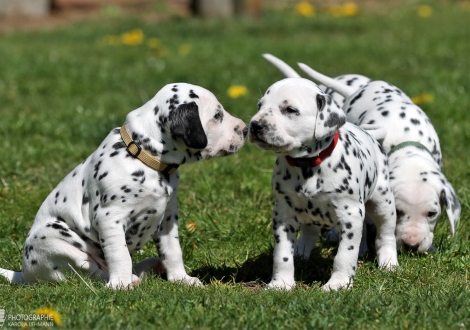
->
left=294, top=224, right=320, bottom=259
left=22, top=234, right=108, bottom=284
left=133, top=257, right=164, bottom=279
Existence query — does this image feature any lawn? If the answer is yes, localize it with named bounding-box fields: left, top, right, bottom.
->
left=0, top=1, right=469, bottom=329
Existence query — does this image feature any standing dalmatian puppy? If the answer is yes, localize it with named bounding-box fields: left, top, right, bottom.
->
left=249, top=78, right=398, bottom=291
left=0, top=83, right=247, bottom=289
left=297, top=63, right=461, bottom=253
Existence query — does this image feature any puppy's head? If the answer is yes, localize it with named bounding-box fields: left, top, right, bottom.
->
left=128, top=83, right=247, bottom=164
left=392, top=156, right=461, bottom=253
left=249, top=78, right=346, bottom=158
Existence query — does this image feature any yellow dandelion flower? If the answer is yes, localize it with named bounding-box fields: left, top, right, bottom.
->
left=178, top=44, right=191, bottom=56
left=103, top=35, right=121, bottom=46
left=147, top=37, right=160, bottom=49
left=227, top=85, right=248, bottom=98
left=411, top=93, right=434, bottom=105
left=34, top=307, right=62, bottom=326
left=121, top=29, right=144, bottom=46
left=21, top=323, right=29, bottom=330
left=418, top=5, right=433, bottom=18
left=186, top=221, right=197, bottom=232
left=329, top=2, right=358, bottom=17
left=341, top=2, right=358, bottom=16
left=294, top=1, right=315, bottom=17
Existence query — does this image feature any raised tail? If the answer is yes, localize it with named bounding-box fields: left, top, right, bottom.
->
left=298, top=63, right=356, bottom=98
left=0, top=268, right=26, bottom=284
left=262, top=54, right=301, bottom=78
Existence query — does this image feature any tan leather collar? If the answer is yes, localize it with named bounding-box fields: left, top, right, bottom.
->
left=120, top=125, right=179, bottom=175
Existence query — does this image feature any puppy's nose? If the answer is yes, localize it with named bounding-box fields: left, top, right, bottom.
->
left=242, top=126, right=248, bottom=138
left=403, top=242, right=420, bottom=252
left=250, top=121, right=263, bottom=136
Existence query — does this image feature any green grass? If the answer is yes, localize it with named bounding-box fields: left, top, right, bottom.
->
left=0, top=1, right=469, bottom=328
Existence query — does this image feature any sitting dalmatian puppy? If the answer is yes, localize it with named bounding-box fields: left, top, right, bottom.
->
left=263, top=54, right=461, bottom=255
left=249, top=77, right=398, bottom=291
left=0, top=83, right=247, bottom=289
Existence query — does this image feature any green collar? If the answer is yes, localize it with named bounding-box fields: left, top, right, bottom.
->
left=387, top=141, right=433, bottom=157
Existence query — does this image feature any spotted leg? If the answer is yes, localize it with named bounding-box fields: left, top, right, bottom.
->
left=267, top=200, right=299, bottom=290
left=366, top=184, right=399, bottom=270
left=152, top=190, right=202, bottom=286
left=322, top=204, right=364, bottom=291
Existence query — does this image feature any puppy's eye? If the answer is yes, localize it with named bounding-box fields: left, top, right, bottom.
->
left=214, top=111, right=223, bottom=121
left=285, top=106, right=298, bottom=114
left=427, top=211, right=438, bottom=218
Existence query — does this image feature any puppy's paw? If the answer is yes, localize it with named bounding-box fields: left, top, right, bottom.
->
left=169, top=274, right=202, bottom=286
left=379, top=258, right=399, bottom=271
left=106, top=277, right=135, bottom=290
left=378, top=250, right=399, bottom=270
left=266, top=279, right=296, bottom=291
left=322, top=278, right=352, bottom=291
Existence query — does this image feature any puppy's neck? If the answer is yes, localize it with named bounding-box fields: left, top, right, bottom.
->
left=291, top=133, right=336, bottom=159
left=124, top=105, right=202, bottom=166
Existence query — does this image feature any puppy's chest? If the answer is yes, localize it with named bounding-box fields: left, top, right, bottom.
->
left=273, top=164, right=342, bottom=227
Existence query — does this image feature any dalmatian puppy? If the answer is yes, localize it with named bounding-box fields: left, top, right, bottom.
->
left=263, top=54, right=373, bottom=256
left=0, top=83, right=247, bottom=289
left=297, top=63, right=461, bottom=254
left=263, top=54, right=461, bottom=254
left=249, top=78, right=398, bottom=291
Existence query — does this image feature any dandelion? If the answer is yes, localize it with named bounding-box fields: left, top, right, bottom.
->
left=121, top=29, right=144, bottom=46
left=34, top=307, right=62, bottom=326
left=294, top=1, right=315, bottom=17
left=411, top=93, right=434, bottom=105
left=186, top=221, right=197, bottom=232
left=178, top=44, right=191, bottom=56
left=329, top=2, right=358, bottom=17
left=417, top=5, right=433, bottom=18
left=340, top=2, right=358, bottom=16
left=227, top=85, right=248, bottom=98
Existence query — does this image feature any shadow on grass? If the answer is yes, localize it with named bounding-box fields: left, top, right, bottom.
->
left=191, top=248, right=338, bottom=287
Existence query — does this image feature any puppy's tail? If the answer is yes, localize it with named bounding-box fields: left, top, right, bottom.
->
left=262, top=54, right=302, bottom=78
left=298, top=63, right=356, bottom=98
left=0, top=267, right=26, bottom=284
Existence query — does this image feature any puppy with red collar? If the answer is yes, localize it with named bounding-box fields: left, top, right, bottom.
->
left=249, top=78, right=398, bottom=290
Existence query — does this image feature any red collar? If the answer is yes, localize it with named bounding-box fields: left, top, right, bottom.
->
left=285, top=131, right=340, bottom=168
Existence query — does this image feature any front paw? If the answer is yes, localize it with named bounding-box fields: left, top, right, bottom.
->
left=168, top=274, right=202, bottom=286
left=106, top=277, right=135, bottom=290
left=322, top=278, right=352, bottom=291
left=266, top=279, right=296, bottom=291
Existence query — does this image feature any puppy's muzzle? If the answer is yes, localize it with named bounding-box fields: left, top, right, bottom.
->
left=402, top=242, right=420, bottom=252
left=249, top=120, right=264, bottom=138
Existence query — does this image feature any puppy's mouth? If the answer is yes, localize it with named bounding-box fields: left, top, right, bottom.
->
left=249, top=136, right=289, bottom=153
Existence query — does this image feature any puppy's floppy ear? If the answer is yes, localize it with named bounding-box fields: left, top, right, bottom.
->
left=169, top=101, right=208, bottom=149
left=314, top=93, right=346, bottom=140
left=439, top=177, right=461, bottom=236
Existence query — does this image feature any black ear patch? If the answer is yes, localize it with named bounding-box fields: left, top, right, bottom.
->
left=316, top=94, right=326, bottom=111
left=169, top=102, right=208, bottom=149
